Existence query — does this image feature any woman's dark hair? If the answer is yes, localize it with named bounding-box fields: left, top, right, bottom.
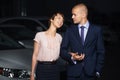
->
left=50, top=12, right=64, bottom=20
left=48, top=12, right=64, bottom=26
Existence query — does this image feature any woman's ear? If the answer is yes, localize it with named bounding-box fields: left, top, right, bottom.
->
left=50, top=18, right=53, bottom=22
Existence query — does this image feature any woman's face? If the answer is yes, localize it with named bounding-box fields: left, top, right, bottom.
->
left=51, top=13, right=64, bottom=28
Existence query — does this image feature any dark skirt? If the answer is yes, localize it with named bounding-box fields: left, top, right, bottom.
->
left=35, top=61, right=60, bottom=80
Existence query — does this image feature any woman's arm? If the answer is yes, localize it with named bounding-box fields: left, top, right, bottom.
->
left=30, top=41, right=39, bottom=80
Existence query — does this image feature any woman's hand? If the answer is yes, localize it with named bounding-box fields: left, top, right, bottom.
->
left=30, top=73, right=35, bottom=80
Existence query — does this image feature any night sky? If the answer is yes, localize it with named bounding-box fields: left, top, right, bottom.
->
left=27, top=0, right=120, bottom=16
left=0, top=0, right=120, bottom=19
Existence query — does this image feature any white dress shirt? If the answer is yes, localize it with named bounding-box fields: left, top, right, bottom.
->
left=72, top=21, right=89, bottom=64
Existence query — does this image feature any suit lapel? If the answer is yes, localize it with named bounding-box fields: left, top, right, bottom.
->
left=73, top=25, right=83, bottom=45
left=72, top=24, right=94, bottom=46
left=84, top=24, right=93, bottom=46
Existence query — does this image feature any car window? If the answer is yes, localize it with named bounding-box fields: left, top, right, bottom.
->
left=0, top=18, right=47, bottom=32
left=39, top=19, right=49, bottom=28
left=0, top=24, right=35, bottom=40
left=0, top=31, right=24, bottom=50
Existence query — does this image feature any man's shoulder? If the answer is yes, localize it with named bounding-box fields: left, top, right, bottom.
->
left=90, top=23, right=102, bottom=29
left=89, top=23, right=103, bottom=34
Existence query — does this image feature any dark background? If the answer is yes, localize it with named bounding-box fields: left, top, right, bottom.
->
left=0, top=0, right=120, bottom=29
left=0, top=0, right=120, bottom=17
left=0, top=0, right=120, bottom=80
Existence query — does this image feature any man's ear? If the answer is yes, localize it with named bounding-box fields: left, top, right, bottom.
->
left=82, top=12, right=86, bottom=18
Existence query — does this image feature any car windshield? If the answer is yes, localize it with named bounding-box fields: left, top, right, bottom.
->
left=0, top=25, right=35, bottom=40
left=39, top=19, right=49, bottom=28
left=0, top=18, right=47, bottom=32
left=0, top=31, right=24, bottom=50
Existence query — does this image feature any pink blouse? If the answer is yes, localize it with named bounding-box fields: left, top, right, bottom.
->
left=34, top=32, right=62, bottom=61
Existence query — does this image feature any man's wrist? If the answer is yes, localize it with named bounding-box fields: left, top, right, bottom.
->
left=71, top=56, right=74, bottom=60
left=96, top=72, right=100, bottom=78
left=71, top=56, right=76, bottom=64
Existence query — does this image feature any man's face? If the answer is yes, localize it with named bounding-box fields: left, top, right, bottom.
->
left=72, top=7, right=83, bottom=24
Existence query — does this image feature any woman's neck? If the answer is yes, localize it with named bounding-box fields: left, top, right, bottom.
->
left=46, top=26, right=56, bottom=37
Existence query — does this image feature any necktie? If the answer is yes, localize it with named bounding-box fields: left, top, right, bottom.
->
left=81, top=26, right=85, bottom=45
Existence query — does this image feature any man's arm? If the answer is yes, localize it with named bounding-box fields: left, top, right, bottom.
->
left=96, top=27, right=105, bottom=76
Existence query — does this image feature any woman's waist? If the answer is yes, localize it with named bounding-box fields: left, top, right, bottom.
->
left=37, top=60, right=57, bottom=65
left=37, top=54, right=59, bottom=61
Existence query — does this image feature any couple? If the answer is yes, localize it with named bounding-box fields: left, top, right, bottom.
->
left=30, top=3, right=105, bottom=80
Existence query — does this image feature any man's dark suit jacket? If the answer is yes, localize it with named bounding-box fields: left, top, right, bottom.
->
left=60, top=23, right=105, bottom=77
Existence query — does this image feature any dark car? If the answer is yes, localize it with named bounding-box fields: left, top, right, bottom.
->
left=0, top=17, right=70, bottom=80
left=0, top=17, right=72, bottom=48
left=0, top=17, right=48, bottom=49
left=0, top=31, right=33, bottom=80
left=0, top=17, right=47, bottom=32
left=0, top=24, right=35, bottom=49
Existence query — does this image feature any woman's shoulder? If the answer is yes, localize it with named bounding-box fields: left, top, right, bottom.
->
left=56, top=33, right=62, bottom=40
left=56, top=33, right=62, bottom=43
left=56, top=33, right=62, bottom=37
left=34, top=31, right=46, bottom=39
left=36, top=31, right=45, bottom=35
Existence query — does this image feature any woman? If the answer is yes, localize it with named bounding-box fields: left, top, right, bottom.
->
left=30, top=12, right=64, bottom=80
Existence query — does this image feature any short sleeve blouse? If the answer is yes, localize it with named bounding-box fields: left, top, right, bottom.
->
left=34, top=32, right=62, bottom=61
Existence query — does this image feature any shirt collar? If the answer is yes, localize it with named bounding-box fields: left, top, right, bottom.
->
left=78, top=21, right=89, bottom=29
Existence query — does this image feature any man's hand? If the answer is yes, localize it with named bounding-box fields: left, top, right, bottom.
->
left=70, top=52, right=85, bottom=61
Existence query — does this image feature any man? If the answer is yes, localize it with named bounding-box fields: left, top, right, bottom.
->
left=60, top=3, right=105, bottom=80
